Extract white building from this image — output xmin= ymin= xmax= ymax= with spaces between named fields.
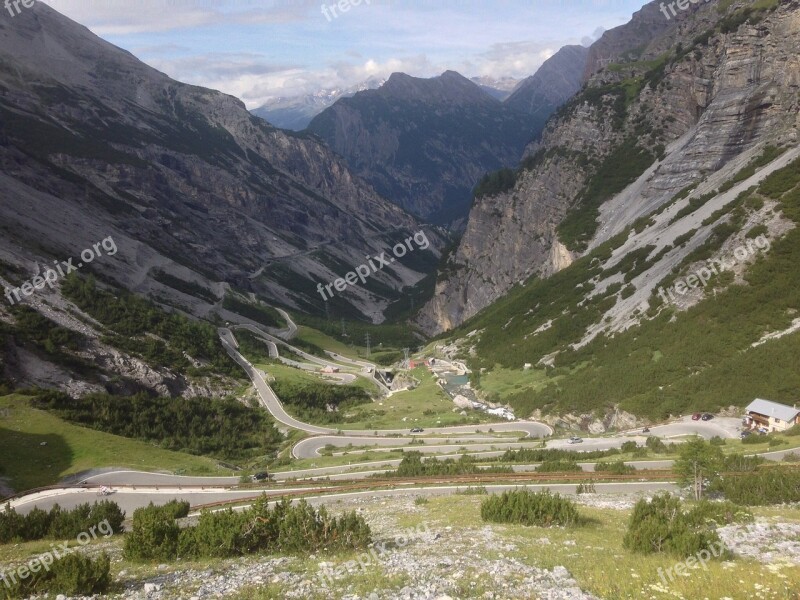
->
xmin=744 ymin=398 xmax=800 ymax=432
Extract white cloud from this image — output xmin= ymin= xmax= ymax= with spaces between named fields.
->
xmin=42 ymin=0 xmax=314 ymax=35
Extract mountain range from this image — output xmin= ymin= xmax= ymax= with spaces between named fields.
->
xmin=0 ymin=4 xmax=444 ymax=331
xmin=306 ymin=49 xmax=588 ymax=226
xmin=1 ymin=0 xmax=798 ymax=423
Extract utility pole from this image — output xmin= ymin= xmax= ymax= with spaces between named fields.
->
xmin=365 ymin=333 xmax=371 ymax=358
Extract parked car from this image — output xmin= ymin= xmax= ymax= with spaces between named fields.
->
xmin=252 ymin=472 xmax=271 ymax=482
xmin=642 ymin=427 xmax=650 ymax=433
xmin=410 ymin=427 xmax=424 ymax=433
xmin=692 ymin=413 xmax=702 ymax=421
xmin=568 ymin=436 xmax=583 ymax=444
xmin=740 ymin=431 xmax=752 ymax=438
xmin=701 ymin=413 xmax=714 ymax=421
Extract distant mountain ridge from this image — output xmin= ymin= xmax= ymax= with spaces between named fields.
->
xmin=306 ymin=50 xmax=592 ymax=227
xmin=306 ymin=71 xmax=534 ymax=225
xmin=505 ymin=45 xmax=590 ymax=117
xmin=252 ymin=77 xmax=385 ymax=131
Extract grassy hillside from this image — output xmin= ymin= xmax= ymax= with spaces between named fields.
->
xmin=0 ymin=394 xmax=229 ymax=492
xmin=448 ymin=153 xmax=800 ymax=420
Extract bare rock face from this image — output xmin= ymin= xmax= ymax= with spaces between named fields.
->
xmin=420 ymin=0 xmax=800 ymax=334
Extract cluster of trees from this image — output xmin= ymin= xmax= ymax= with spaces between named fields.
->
xmin=123 ymin=497 xmax=370 ymax=561
xmin=393 ymin=452 xmax=511 ymax=478
xmin=222 ymin=295 xmax=281 ymax=328
xmin=0 ymin=501 xmax=124 ymax=543
xmin=32 ymin=390 xmax=282 ymax=462
xmin=481 ymin=490 xmax=580 ymax=527
xmin=271 ymin=381 xmax=371 ymax=425
xmin=61 ymin=275 xmax=238 ymax=377
xmin=0 ymin=306 xmax=92 ymax=378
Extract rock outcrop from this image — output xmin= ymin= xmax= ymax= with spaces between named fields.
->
xmin=420 ymin=0 xmax=800 ymax=334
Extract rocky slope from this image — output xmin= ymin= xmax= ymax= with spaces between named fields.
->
xmin=420 ymin=0 xmax=799 ymax=333
xmin=505 ymin=45 xmax=590 ymax=118
xmin=306 ymin=71 xmax=536 ymax=226
xmin=0 ymin=3 xmax=442 ymax=326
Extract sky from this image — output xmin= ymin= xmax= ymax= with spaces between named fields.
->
xmin=42 ymin=0 xmax=650 ymax=109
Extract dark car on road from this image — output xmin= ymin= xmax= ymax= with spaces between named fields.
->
xmin=701 ymin=413 xmax=714 ymax=421
xmin=252 ymin=471 xmax=271 ymax=482
xmin=410 ymin=427 xmax=424 ymax=433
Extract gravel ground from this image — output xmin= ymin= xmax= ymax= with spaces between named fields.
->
xmin=20 ymin=496 xmax=800 ymax=600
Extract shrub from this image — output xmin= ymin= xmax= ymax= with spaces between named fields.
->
xmin=125 ymin=497 xmax=371 ymax=562
xmin=1 ymin=553 xmax=111 ymax=599
xmin=687 ymin=500 xmax=753 ymax=527
xmin=535 ymin=459 xmax=582 ymax=473
xmin=645 ymin=436 xmax=669 ymax=453
xmin=456 ymin=486 xmax=488 ymax=496
xmin=123 ymin=503 xmax=181 ymax=561
xmin=394 ymin=452 xmax=510 ymax=477
xmin=717 ymin=468 xmax=800 ymax=505
xmin=594 ymin=461 xmax=635 ymax=474
xmin=179 ymin=508 xmax=248 ymax=558
xmin=481 ymin=490 xmax=580 ymax=527
xmin=623 ymin=493 xmax=724 ymax=558
xmin=576 ymin=481 xmax=596 ymax=494
xmin=722 ymin=454 xmax=763 ymax=472
xmin=620 ymin=441 xmax=639 ymax=453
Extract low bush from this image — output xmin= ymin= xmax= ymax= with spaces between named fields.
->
xmin=393 ymin=452 xmax=511 ymax=477
xmin=1 ymin=553 xmax=111 ymax=599
xmin=535 ymin=459 xmax=582 ymax=473
xmin=717 ymin=468 xmax=800 ymax=505
xmin=623 ymin=493 xmax=726 ymax=558
xmin=645 ymin=436 xmax=670 ymax=454
xmin=123 ymin=503 xmax=181 ymax=561
xmin=481 ymin=490 xmax=580 ymax=527
xmin=124 ymin=497 xmax=371 ymax=562
xmin=687 ymin=500 xmax=753 ymax=527
xmin=594 ymin=461 xmax=635 ymax=474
